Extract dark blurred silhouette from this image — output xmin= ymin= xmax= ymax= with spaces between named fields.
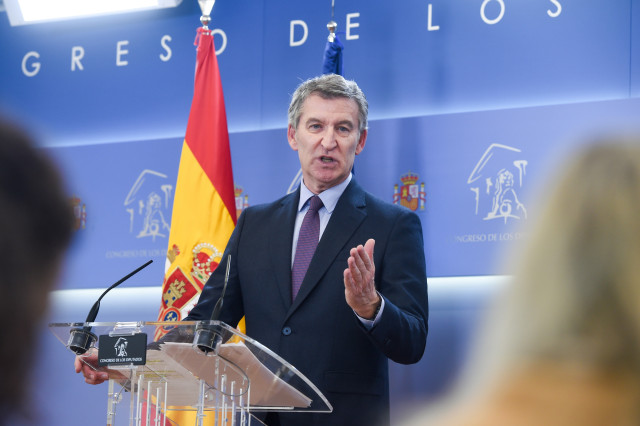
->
xmin=0 ymin=120 xmax=75 ymax=424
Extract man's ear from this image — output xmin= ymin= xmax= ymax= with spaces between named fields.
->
xmin=287 ymin=124 xmax=298 ymax=151
xmin=355 ymin=129 xmax=368 ymax=155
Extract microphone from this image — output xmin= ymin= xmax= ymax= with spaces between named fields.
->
xmin=68 ymin=260 xmax=153 ymax=355
xmin=195 ymin=255 xmax=231 ymax=353
xmin=210 ymin=254 xmax=231 ymax=321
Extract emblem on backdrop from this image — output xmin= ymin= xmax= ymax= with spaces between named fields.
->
xmin=124 ymin=169 xmax=173 ymax=241
xmin=70 ymin=195 xmax=87 ymax=231
xmin=393 ymin=172 xmax=426 ymax=211
xmin=467 ymin=143 xmax=528 ymax=224
xmin=235 ymin=184 xmax=249 ymax=219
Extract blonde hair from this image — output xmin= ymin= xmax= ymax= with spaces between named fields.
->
xmin=464 ymin=138 xmax=640 ymax=396
xmin=515 ymin=141 xmax=640 ymax=365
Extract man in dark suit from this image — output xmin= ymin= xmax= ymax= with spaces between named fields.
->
xmin=187 ymin=74 xmax=429 ymax=426
xmin=75 ymin=74 xmax=427 ymax=425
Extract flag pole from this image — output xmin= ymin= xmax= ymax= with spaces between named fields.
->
xmin=327 ymin=0 xmax=337 ymax=41
xmin=327 ymin=20 xmax=337 ymax=42
xmin=198 ymin=0 xmax=215 ymax=32
xmin=322 ymin=0 xmax=343 ymax=76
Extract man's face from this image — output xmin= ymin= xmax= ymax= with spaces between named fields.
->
xmin=287 ymin=94 xmax=367 ymax=194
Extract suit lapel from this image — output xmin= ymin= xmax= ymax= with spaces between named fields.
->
xmin=269 ymin=191 xmax=299 ymax=310
xmin=289 ymin=180 xmax=367 ymax=314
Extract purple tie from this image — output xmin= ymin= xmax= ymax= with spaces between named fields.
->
xmin=292 ymin=195 xmax=323 ymax=301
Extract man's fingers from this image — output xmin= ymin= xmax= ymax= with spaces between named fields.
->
xmin=353 ymin=246 xmax=369 ymax=272
xmin=356 ymin=240 xmax=375 ymax=274
xmin=348 ymin=254 xmax=364 ymax=284
xmin=351 ymin=245 xmax=372 ymax=276
xmin=76 ymin=353 xmax=109 ymax=385
xmin=354 ymin=241 xmax=375 ymax=273
xmin=343 ymin=268 xmax=354 ymax=289
xmin=83 ymin=367 xmax=109 ymax=384
xmin=346 ymin=242 xmax=377 ymax=293
xmin=364 ymin=239 xmax=375 ymax=263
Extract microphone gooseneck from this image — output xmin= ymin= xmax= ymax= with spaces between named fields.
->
xmin=68 ymin=260 xmax=153 ymax=355
xmin=210 ymin=254 xmax=231 ymax=321
xmin=195 ymin=255 xmax=231 ymax=354
xmin=85 ymin=259 xmax=153 ymax=323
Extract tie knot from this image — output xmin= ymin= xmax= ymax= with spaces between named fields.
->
xmin=308 ymin=195 xmax=323 ymax=213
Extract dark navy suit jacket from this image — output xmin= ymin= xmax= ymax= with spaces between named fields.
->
xmin=187 ymin=179 xmax=428 ymax=426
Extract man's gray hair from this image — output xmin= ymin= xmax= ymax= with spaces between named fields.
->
xmin=288 ymin=74 xmax=368 ymax=135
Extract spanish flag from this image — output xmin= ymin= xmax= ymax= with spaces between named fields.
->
xmin=152 ymin=26 xmax=236 ymax=426
xmin=155 ymin=27 xmax=236 ymax=339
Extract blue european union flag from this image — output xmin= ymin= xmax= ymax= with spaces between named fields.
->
xmin=322 ymin=35 xmax=344 ymax=76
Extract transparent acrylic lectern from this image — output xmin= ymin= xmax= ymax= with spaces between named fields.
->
xmin=50 ymin=321 xmax=332 ymax=425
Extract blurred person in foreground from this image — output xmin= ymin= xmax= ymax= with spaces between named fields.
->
xmin=0 ymin=120 xmax=75 ymax=424
xmin=402 ymin=139 xmax=640 ymax=426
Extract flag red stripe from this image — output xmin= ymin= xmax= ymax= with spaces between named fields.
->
xmin=185 ymin=32 xmax=236 ymax=223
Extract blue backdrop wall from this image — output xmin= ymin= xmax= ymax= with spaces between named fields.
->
xmin=2 ymin=0 xmax=639 ymax=288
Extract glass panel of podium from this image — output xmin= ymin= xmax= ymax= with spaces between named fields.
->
xmin=50 ymin=321 xmax=332 ymax=426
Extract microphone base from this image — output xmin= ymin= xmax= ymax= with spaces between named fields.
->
xmin=68 ymin=327 xmax=97 ymax=355
xmin=193 ymin=324 xmax=222 ymax=354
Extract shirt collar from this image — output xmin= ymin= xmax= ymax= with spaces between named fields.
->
xmin=298 ymin=173 xmax=352 ymax=213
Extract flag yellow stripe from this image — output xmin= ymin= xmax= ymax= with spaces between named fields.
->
xmin=167 ymin=140 xmax=235 ymax=275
